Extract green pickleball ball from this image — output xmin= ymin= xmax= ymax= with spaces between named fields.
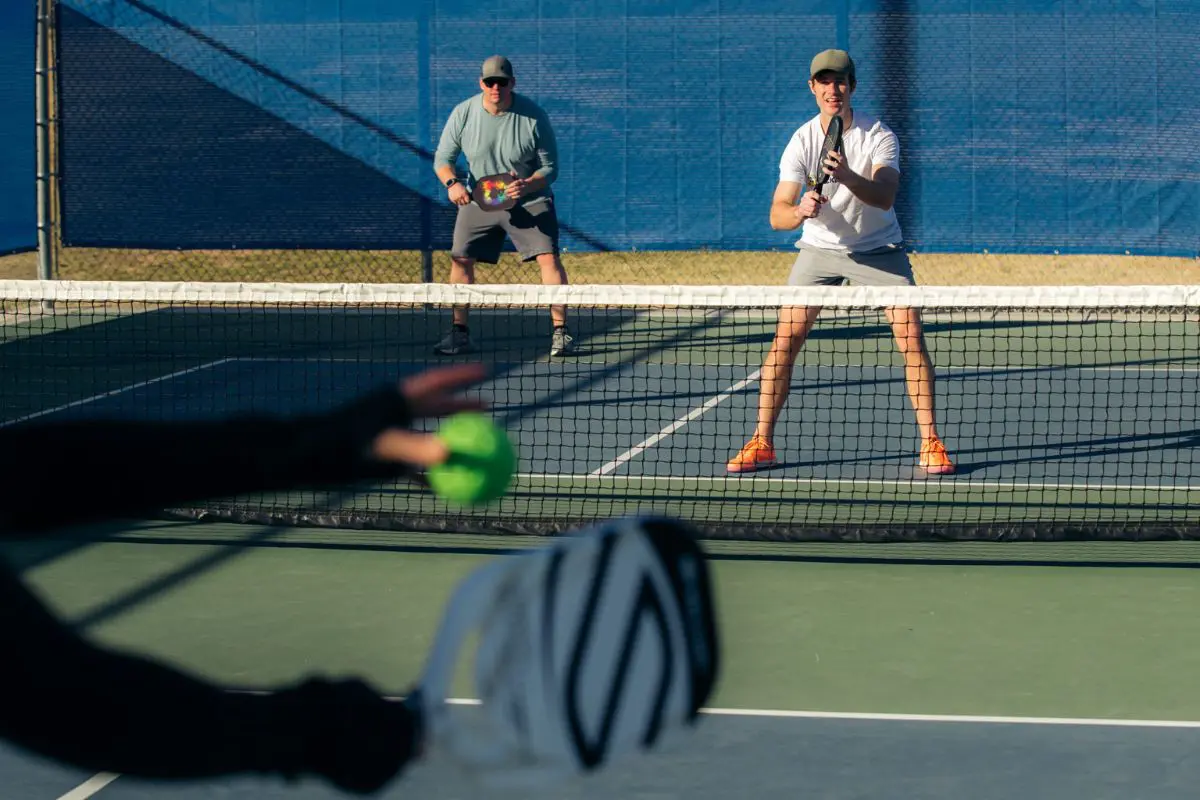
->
xmin=427 ymin=412 xmax=517 ymax=506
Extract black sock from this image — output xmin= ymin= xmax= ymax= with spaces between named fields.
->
xmin=453 ymin=324 xmax=469 ymax=333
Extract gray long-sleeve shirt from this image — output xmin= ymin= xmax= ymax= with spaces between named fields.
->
xmin=0 ymin=387 xmax=423 ymax=794
xmin=433 ymin=93 xmax=558 ymax=203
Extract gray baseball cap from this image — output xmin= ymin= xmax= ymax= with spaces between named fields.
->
xmin=481 ymin=55 xmax=514 ymax=80
xmin=809 ymin=49 xmax=855 ymax=80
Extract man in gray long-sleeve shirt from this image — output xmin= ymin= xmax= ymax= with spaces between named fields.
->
xmin=432 ymin=55 xmax=575 ymax=358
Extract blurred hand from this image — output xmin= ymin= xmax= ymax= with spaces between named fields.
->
xmin=794 ymin=190 xmax=828 ymax=221
xmin=448 ymin=183 xmax=471 ymax=206
xmin=820 ymin=150 xmax=854 ymax=185
xmin=371 ymin=363 xmax=489 ymax=467
xmin=504 ymin=172 xmax=531 ymax=201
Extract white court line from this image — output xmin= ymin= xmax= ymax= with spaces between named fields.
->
xmin=30 ymin=699 xmax=1200 ymax=800
xmin=444 ymin=697 xmax=1200 ymax=728
xmin=592 ymin=369 xmax=762 ymax=476
xmin=1 ymin=359 xmax=235 ymax=428
xmin=697 ymin=707 xmax=1200 ymax=728
xmin=56 ymin=772 xmax=120 ymax=800
xmin=970 ymin=366 xmax=1200 ymax=373
xmin=521 ymin=473 xmax=1200 ymax=493
xmin=916 ymin=365 xmax=1200 ymax=374
xmin=778 ymin=364 xmax=1200 ymax=374
xmin=227 ymin=355 xmax=1200 ymax=373
xmin=228 ymin=693 xmax=1200 ymax=729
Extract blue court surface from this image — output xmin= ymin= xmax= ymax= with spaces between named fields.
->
xmin=10 ymin=350 xmax=1198 ymax=532
xmin=6 ymin=702 xmax=1200 ymax=798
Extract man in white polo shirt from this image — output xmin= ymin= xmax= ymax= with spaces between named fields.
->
xmin=727 ymin=49 xmax=955 ymax=476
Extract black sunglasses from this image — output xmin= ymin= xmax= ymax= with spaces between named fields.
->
xmin=483 ymin=77 xmax=510 ymax=88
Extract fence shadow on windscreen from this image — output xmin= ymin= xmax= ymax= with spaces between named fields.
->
xmin=53 ymin=2 xmax=614 ymax=285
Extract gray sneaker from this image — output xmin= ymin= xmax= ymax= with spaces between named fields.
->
xmin=433 ymin=327 xmax=472 ymax=355
xmin=550 ymin=327 xmax=575 ymax=357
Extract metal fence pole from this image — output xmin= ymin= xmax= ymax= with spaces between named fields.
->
xmin=418 ymin=0 xmax=433 ymax=283
xmin=34 ymin=0 xmax=57 ymax=289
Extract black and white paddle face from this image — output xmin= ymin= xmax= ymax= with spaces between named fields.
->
xmin=407 ymin=516 xmax=719 ymax=790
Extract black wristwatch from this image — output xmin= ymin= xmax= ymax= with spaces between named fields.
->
xmin=444 ymin=177 xmax=460 ymax=188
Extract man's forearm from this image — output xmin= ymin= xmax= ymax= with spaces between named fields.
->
xmin=770 ymin=201 xmax=802 ymax=231
xmin=840 ymin=171 xmax=896 ymax=210
xmin=0 ymin=388 xmax=412 ymax=537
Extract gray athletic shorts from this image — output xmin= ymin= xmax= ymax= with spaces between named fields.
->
xmin=451 ymin=196 xmax=560 ymax=264
xmin=787 ymin=241 xmax=915 ymax=286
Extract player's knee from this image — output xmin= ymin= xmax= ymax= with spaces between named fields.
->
xmin=770 ymin=334 xmax=804 ymax=361
xmin=775 ymin=319 xmax=812 ymax=346
xmin=890 ymin=319 xmax=923 ymax=351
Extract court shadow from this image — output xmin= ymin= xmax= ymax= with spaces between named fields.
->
xmin=720 ymin=315 xmax=1068 ymax=349
xmin=0 ymin=517 xmax=286 ymax=635
xmin=766 ymin=425 xmax=1199 ymax=474
xmin=0 ymin=520 xmax=187 ymax=573
xmin=64 ymin=515 xmax=1200 ymax=571
xmin=58 ymin=4 xmax=612 ymax=253
xmin=953 ymin=428 xmax=1200 ymax=472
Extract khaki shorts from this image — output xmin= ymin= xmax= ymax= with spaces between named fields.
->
xmin=787 ymin=241 xmax=915 ymax=286
xmin=451 ymin=196 xmax=560 ymax=264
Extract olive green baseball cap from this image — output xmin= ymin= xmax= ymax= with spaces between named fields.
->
xmin=481 ymin=55 xmax=514 ymax=80
xmin=810 ymin=49 xmax=855 ymax=80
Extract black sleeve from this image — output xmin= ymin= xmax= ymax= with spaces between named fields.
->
xmin=0 ymin=386 xmax=416 ymax=537
xmin=0 ymin=563 xmax=421 ymax=794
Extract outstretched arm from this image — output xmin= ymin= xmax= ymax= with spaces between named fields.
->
xmin=0 ymin=366 xmax=491 ymax=793
xmin=0 ymin=564 xmax=419 ymax=794
xmin=0 ymin=364 xmax=487 ymax=537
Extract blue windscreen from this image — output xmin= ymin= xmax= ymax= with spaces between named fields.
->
xmin=55 ymin=0 xmax=1200 ymax=256
xmin=0 ymin=1 xmax=35 ymax=255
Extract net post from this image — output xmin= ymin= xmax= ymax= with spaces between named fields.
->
xmin=34 ymin=0 xmax=58 ymax=309
xmin=417 ymin=1 xmax=433 ymax=285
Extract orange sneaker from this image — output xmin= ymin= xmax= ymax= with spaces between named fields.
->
xmin=727 ymin=434 xmax=777 ymax=474
xmin=919 ymin=437 xmax=956 ymax=475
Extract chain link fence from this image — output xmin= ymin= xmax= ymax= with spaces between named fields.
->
xmin=23 ymin=1 xmax=1199 ymax=285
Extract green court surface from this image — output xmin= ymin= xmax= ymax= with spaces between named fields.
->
xmin=8 ymin=520 xmax=1200 ymax=721
xmin=6 ymin=520 xmax=1200 ymax=798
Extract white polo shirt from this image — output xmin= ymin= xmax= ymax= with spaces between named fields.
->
xmin=779 ymin=111 xmax=903 ymax=253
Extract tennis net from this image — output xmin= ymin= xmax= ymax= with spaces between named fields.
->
xmin=2 ymin=279 xmax=1197 ymax=542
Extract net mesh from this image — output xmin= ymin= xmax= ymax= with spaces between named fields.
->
xmin=2 ymin=279 xmax=1198 ymax=542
